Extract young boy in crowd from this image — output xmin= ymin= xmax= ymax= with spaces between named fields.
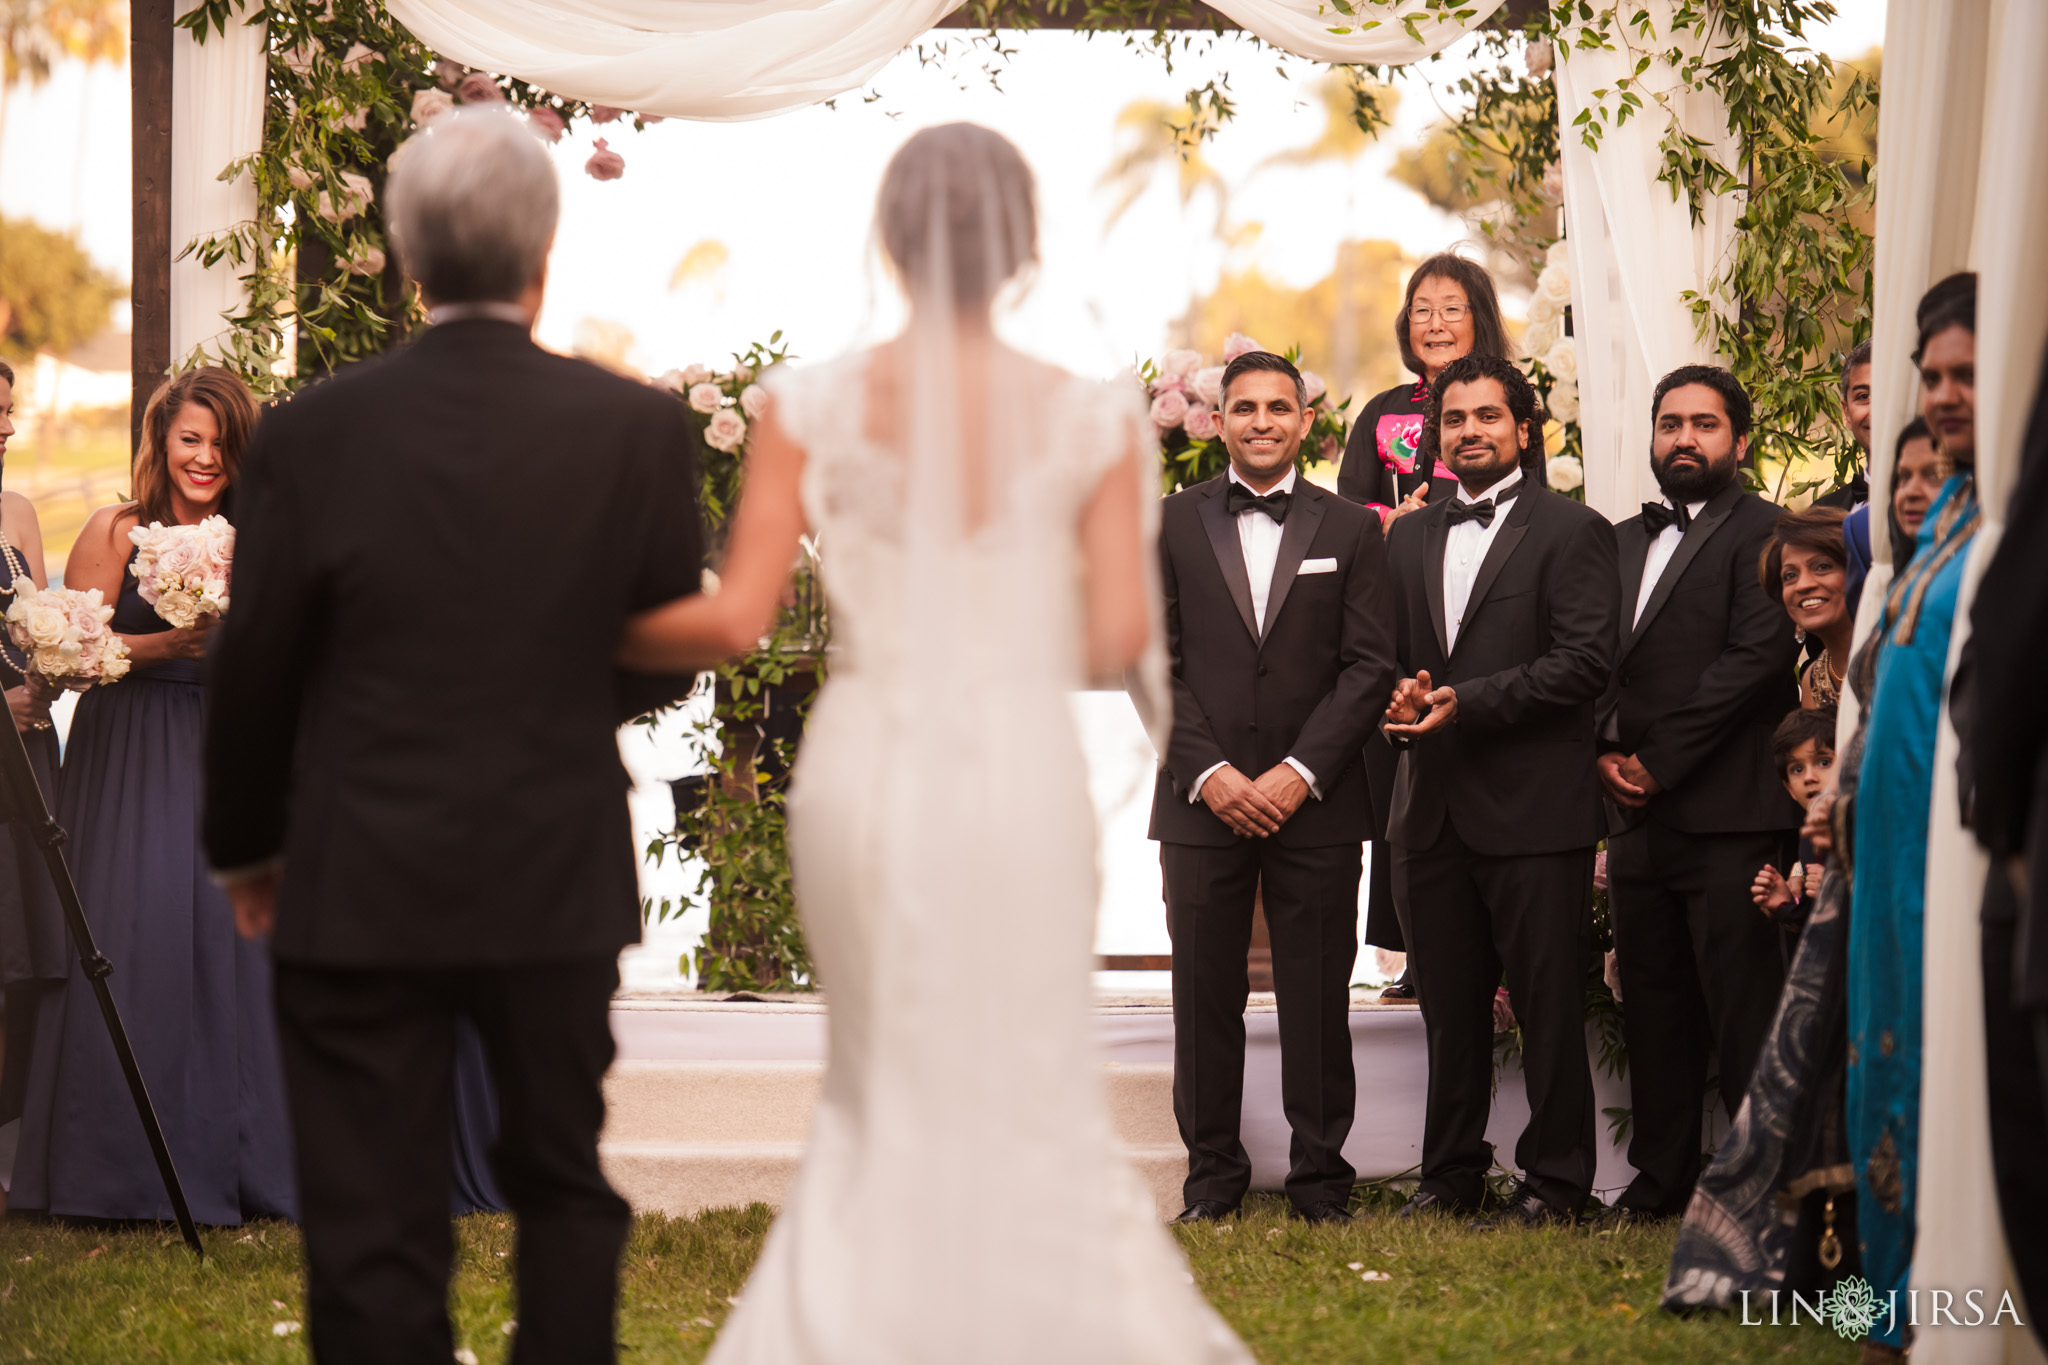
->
xmin=1751 ymin=708 xmax=1837 ymax=920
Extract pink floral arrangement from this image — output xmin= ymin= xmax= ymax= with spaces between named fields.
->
xmin=5 ymin=582 xmax=131 ymax=689
xmin=659 ymin=360 xmax=760 ymax=454
xmin=1141 ymin=336 xmax=1349 ymax=491
xmin=129 ymin=516 xmax=234 ymax=630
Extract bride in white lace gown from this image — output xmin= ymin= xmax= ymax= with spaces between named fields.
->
xmin=618 ymin=125 xmax=1250 ymax=1364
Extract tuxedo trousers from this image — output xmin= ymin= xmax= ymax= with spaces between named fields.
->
xmin=274 ymin=957 xmax=630 ymax=1365
xmin=1392 ymin=826 xmax=1596 ymax=1213
xmin=1607 ymin=823 xmax=1790 ymax=1214
xmin=1162 ymin=838 xmax=1361 ymax=1210
xmin=1982 ymin=869 xmax=2048 ymax=1341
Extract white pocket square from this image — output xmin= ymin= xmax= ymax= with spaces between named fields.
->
xmin=1298 ymin=557 xmax=1339 ymax=575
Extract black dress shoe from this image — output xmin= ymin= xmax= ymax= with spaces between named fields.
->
xmin=1471 ymin=1184 xmax=1578 ymax=1231
xmin=1377 ymin=979 xmax=1418 ymax=1003
xmin=1396 ymin=1189 xmax=1452 ymax=1219
xmin=1171 ymin=1199 xmax=1238 ymax=1224
xmin=1294 ymin=1200 xmax=1353 ymax=1226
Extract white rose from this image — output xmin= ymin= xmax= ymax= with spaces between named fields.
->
xmin=705 ymin=409 xmax=748 ymax=453
xmin=410 ymin=89 xmax=454 ymax=126
xmin=1548 ymin=379 xmax=1580 ymax=424
xmin=21 ymin=600 xmax=67 ymax=648
xmin=1545 ymin=454 xmax=1584 ymax=491
xmin=740 ymin=386 xmax=769 ymax=419
xmin=1543 ymin=338 xmax=1578 ymax=383
xmin=1523 ymin=316 xmax=1561 ymax=360
xmin=1525 ymin=290 xmax=1560 ymax=327
xmin=681 ymin=364 xmax=714 ymax=387
xmin=688 ymin=383 xmax=724 ymax=415
xmin=1537 ymin=262 xmax=1572 ymax=306
xmin=1160 ymin=349 xmax=1203 ymax=379
xmin=1546 ymin=239 xmax=1570 ymax=271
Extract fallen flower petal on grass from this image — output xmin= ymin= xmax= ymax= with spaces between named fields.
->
xmin=1360 ymin=1271 xmax=1393 ymax=1282
xmin=272 ymin=1321 xmax=301 ymax=1336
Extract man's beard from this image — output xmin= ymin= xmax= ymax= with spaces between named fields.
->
xmin=1449 ymin=437 xmax=1518 ymax=483
xmin=1653 ymin=444 xmax=1737 ymax=502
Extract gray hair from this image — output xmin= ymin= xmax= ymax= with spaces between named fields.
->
xmin=385 ymin=105 xmax=559 ymax=304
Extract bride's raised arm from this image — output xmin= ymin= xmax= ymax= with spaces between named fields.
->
xmin=1079 ymin=435 xmax=1151 ymax=680
xmin=617 ymin=400 xmax=808 ymax=674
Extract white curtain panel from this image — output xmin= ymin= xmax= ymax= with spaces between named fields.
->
xmin=171 ymin=2 xmax=267 ymax=363
xmin=379 ymin=0 xmax=1501 ymax=121
xmin=1553 ymin=0 xmax=1741 ymax=522
xmin=1911 ymin=0 xmax=2048 ymax=1356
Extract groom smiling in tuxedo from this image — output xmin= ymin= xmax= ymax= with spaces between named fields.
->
xmin=1151 ymin=350 xmax=1397 ymax=1226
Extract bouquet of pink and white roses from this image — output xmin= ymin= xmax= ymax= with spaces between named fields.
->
xmin=1143 ymin=333 xmax=1350 ymax=493
xmin=5 ymin=582 xmax=131 ymax=689
xmin=129 ymin=516 xmax=234 ymax=630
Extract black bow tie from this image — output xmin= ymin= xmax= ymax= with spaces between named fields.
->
xmin=1641 ymin=501 xmax=1692 ymax=535
xmin=1225 ymin=483 xmax=1292 ymax=523
xmin=1444 ymin=481 xmax=1520 ymax=528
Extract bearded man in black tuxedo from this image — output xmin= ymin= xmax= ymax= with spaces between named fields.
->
xmin=1151 ymin=349 xmax=1397 ymax=1226
xmin=1597 ymin=365 xmax=1801 ymax=1222
xmin=1379 ymin=354 xmax=1618 ymax=1226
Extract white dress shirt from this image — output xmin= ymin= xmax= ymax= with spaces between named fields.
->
xmin=1443 ymin=469 xmax=1522 ymax=653
xmin=1632 ymin=497 xmax=1709 ymax=627
xmin=1190 ymin=467 xmax=1320 ymax=805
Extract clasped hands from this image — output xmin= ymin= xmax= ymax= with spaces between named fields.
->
xmin=1595 ymin=752 xmax=1663 ymax=808
xmin=1383 ymin=669 xmax=1457 ymax=737
xmin=1200 ymin=763 xmax=1309 ymax=839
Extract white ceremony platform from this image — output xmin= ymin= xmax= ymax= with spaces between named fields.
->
xmin=599 ymin=993 xmax=1647 ymax=1219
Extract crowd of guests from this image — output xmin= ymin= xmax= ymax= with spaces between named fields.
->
xmin=0 ymin=238 xmax=2040 ymax=1362
xmin=1156 ymin=255 xmax=2043 ymax=1358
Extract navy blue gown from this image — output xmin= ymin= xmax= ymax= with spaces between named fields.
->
xmin=13 ymin=548 xmax=298 ymax=1223
xmin=0 ymin=580 xmax=66 ymax=1130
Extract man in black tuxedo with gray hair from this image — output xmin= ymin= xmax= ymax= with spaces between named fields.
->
xmin=1150 ymin=349 xmax=1397 ymax=1227
xmin=205 ymin=106 xmax=701 ymax=1364
xmin=1380 ymin=353 xmax=1618 ymax=1226
xmin=1598 ymin=364 xmax=1800 ymax=1223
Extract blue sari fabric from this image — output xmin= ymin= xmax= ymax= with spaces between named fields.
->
xmin=1845 ymin=473 xmax=1979 ymax=1347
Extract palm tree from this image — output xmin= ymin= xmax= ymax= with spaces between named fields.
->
xmin=1251 ymin=71 xmax=1398 ymax=404
xmin=1097 ymin=98 xmax=1231 ymax=239
xmin=0 ymin=0 xmax=126 ymax=177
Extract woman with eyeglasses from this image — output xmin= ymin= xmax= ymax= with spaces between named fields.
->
xmin=1335 ymin=252 xmax=1518 ymax=1001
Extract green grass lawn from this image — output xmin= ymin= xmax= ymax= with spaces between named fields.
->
xmin=0 ymin=1197 xmax=1860 ymax=1363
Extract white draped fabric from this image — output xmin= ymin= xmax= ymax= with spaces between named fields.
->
xmin=379 ymin=0 xmax=1504 ymax=121
xmin=1553 ymin=2 xmax=1741 ymax=520
xmin=171 ymin=3 xmax=267 ymax=363
xmin=1900 ymin=0 xmax=2048 ymax=1357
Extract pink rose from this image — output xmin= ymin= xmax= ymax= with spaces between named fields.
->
xmin=344 ymin=245 xmax=386 ymax=277
xmin=434 ymin=59 xmax=466 ymax=91
xmin=585 ymin=138 xmax=625 ymax=182
xmin=1301 ymin=370 xmax=1328 ymax=405
xmin=1149 ymin=391 xmax=1189 ymax=431
xmin=1150 ymin=373 xmax=1186 ymax=397
xmin=341 ymin=43 xmax=376 ymax=69
xmin=1193 ymin=366 xmax=1226 ymax=408
xmin=1160 ymin=348 xmax=1203 ymax=379
xmin=1184 ymin=403 xmax=1218 ymax=440
xmin=705 ymin=408 xmax=748 ymax=453
xmin=527 ymin=107 xmax=566 ymax=143
xmin=589 ymin=105 xmax=625 ymax=124
xmin=456 ymin=72 xmax=503 ymax=104
xmin=740 ymin=386 xmax=769 ymax=419
xmin=340 ymin=108 xmax=368 ymax=132
xmin=1222 ymin=333 xmax=1265 ymax=363
xmin=687 ymin=383 xmax=723 ymax=414
xmin=1319 ymin=435 xmax=1341 ymax=463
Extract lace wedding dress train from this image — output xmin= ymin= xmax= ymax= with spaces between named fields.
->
xmin=704 ymin=352 xmax=1249 ymax=1365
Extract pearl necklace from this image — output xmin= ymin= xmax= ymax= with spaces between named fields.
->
xmin=0 ymin=528 xmax=36 ymax=678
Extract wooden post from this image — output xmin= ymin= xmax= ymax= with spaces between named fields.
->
xmin=131 ymin=0 xmax=175 ymax=456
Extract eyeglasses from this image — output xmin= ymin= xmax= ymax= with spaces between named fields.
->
xmin=1408 ymin=305 xmax=1470 ymax=325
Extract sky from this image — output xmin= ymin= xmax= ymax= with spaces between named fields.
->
xmin=0 ymin=1 xmax=1888 ymax=385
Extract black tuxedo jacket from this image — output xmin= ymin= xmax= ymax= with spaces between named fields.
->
xmin=1382 ymin=482 xmax=1619 ymax=856
xmin=1598 ymin=482 xmax=1801 ymax=835
xmin=1148 ymin=475 xmax=1397 ymax=848
xmin=203 ymin=319 xmax=703 ymax=967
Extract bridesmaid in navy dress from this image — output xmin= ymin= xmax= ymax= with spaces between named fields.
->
xmin=0 ymin=358 xmax=67 ymax=1157
xmin=12 ymin=367 xmax=297 ymax=1223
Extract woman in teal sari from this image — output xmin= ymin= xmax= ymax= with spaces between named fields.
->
xmin=1847 ymin=282 xmax=1980 ymax=1359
